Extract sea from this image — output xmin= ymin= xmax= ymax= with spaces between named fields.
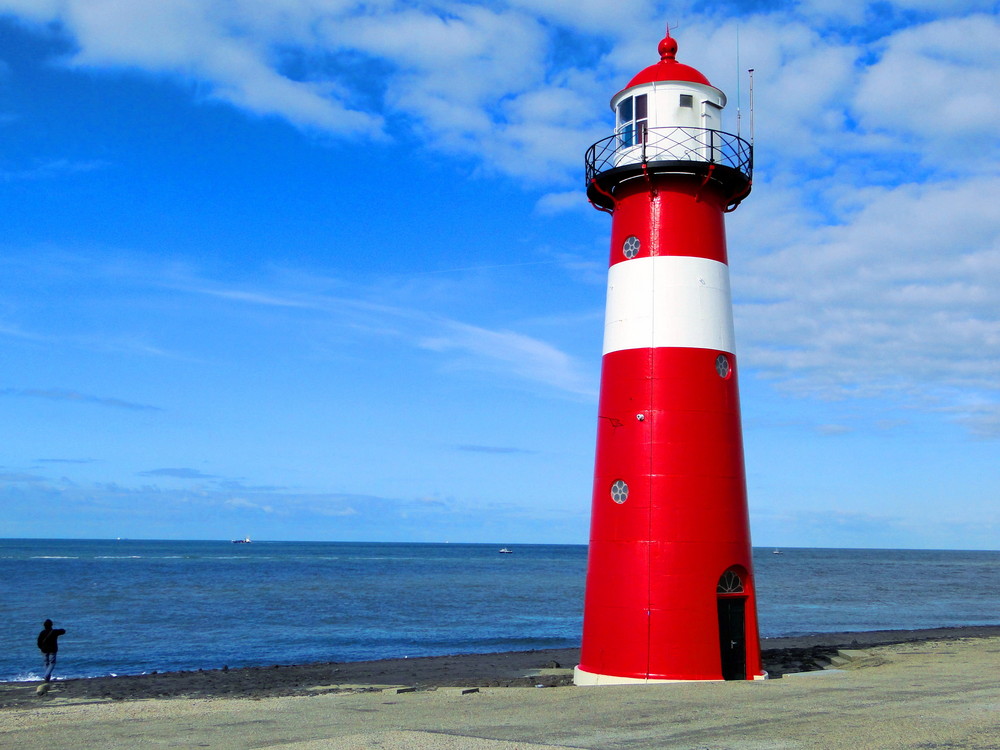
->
xmin=1 ymin=539 xmax=998 ymax=682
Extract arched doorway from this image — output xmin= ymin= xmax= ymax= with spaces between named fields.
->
xmin=716 ymin=568 xmax=747 ymax=680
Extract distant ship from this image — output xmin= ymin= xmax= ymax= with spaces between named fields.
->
xmin=498 ymin=547 xmax=513 ymax=554
xmin=232 ymin=537 xmax=252 ymax=544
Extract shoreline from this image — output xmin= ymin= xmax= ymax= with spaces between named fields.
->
xmin=3 ymin=624 xmax=998 ymax=709
xmin=4 ymin=631 xmax=999 ymax=750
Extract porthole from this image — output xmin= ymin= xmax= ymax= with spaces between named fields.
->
xmin=622 ymin=236 xmax=640 ymax=259
xmin=715 ymin=353 xmax=731 ymax=379
xmin=610 ymin=480 xmax=629 ymax=504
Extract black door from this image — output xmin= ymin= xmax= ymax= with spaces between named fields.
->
xmin=717 ymin=597 xmax=746 ymax=680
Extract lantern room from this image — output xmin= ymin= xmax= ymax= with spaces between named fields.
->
xmin=612 ymin=34 xmax=726 ymax=148
xmin=585 ymin=33 xmax=752 ymax=213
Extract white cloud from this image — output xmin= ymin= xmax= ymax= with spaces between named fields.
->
xmin=224 ymin=496 xmax=276 ymax=513
xmin=534 ymin=190 xmax=585 ymax=215
xmin=0 ymin=0 xmax=62 ymax=22
xmin=506 ymin=0 xmax=655 ymax=35
xmin=793 ymin=0 xmax=997 ymax=25
xmin=947 ymin=401 xmax=1000 ymax=439
xmin=14 ymin=0 xmax=381 ymax=134
xmin=854 ymin=14 xmax=1000 ymax=164
xmin=0 ymin=387 xmax=162 ymax=411
xmin=2 ymin=1 xmax=996 ymax=183
xmin=0 ymin=321 xmax=46 ymax=341
xmin=887 ymin=0 xmax=998 ymax=11
xmin=166 ymin=263 xmax=596 ymax=398
xmin=0 ymin=158 xmax=108 ymax=180
xmin=419 ymin=319 xmax=595 ymax=397
xmin=3 ymin=1 xmax=998 ymax=435
xmin=793 ymin=0 xmax=870 ymax=24
xmin=2 ymin=1 xmax=611 ymax=180
xmin=733 ymin=173 xmax=1000 ymax=426
xmin=816 ymin=424 xmax=853 ymax=435
xmin=0 ymin=471 xmax=47 ymax=483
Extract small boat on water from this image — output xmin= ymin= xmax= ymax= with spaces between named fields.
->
xmin=772 ymin=549 xmax=782 ymax=555
xmin=232 ymin=537 xmax=252 ymax=544
xmin=498 ymin=548 xmax=513 ymax=554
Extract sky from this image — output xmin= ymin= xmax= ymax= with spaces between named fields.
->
xmin=1 ymin=0 xmax=997 ymax=549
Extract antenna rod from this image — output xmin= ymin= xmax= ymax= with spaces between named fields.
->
xmin=748 ymin=68 xmax=755 ymax=148
xmin=736 ymin=26 xmax=742 ymax=138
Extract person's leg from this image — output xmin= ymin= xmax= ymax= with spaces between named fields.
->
xmin=43 ymin=653 xmax=56 ymax=681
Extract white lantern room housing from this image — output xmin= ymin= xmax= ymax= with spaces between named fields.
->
xmin=612 ymin=78 xmax=725 ymax=165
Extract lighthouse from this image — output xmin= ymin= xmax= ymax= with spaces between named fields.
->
xmin=575 ymin=31 xmax=764 ymax=684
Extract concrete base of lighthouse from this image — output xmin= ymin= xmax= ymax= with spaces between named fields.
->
xmin=573 ymin=665 xmax=769 ymax=685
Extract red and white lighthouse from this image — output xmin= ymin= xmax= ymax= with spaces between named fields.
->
xmin=576 ymin=31 xmax=764 ymax=684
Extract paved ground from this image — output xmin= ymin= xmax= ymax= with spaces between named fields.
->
xmin=2 ymin=636 xmax=999 ymax=749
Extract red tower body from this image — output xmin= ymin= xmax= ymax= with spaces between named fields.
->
xmin=576 ymin=33 xmax=764 ymax=684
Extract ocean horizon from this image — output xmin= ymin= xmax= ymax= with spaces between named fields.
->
xmin=3 ymin=539 xmax=998 ymax=682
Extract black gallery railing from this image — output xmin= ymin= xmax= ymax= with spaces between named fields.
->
xmin=585 ymin=126 xmax=753 ymax=186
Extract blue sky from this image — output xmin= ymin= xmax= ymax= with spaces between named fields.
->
xmin=1 ymin=0 xmax=997 ymax=549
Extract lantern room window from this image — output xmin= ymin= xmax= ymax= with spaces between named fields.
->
xmin=617 ymin=93 xmax=648 ymax=148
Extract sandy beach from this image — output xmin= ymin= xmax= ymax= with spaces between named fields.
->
xmin=2 ymin=626 xmax=998 ymax=749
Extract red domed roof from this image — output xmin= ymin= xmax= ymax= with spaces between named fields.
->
xmin=624 ymin=33 xmax=712 ymax=88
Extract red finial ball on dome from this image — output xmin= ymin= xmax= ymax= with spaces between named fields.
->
xmin=658 ymin=33 xmax=678 ymax=61
xmin=623 ymin=30 xmax=711 ymax=88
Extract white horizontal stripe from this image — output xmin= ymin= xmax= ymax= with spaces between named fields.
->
xmin=603 ymin=256 xmax=736 ymax=355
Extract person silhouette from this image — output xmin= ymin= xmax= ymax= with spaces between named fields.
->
xmin=37 ymin=619 xmax=66 ymax=682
